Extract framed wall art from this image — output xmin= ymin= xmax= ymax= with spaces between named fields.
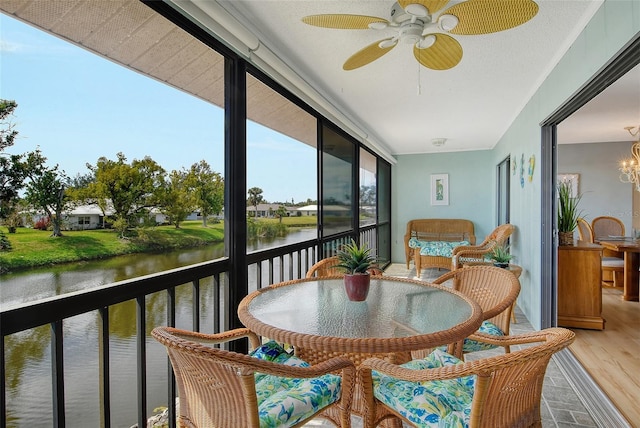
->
xmin=557 ymin=173 xmax=579 ymax=197
xmin=430 ymin=173 xmax=449 ymax=206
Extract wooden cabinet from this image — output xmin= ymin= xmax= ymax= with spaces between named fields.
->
xmin=558 ymin=242 xmax=605 ymax=330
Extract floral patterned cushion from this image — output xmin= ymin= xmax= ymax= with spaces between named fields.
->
xmin=250 ymin=341 xmax=309 ymax=383
xmin=462 ymin=321 xmax=504 ymax=353
xmin=408 ymin=238 xmax=470 ymax=257
xmin=250 ymin=341 xmax=341 ymax=427
xmin=372 ymin=349 xmax=475 ymax=427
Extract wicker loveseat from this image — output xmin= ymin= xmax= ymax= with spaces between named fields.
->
xmin=404 ymin=219 xmax=475 ymax=274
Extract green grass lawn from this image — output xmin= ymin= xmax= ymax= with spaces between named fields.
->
xmin=0 ymin=217 xmax=318 ymax=273
xmin=258 ymin=215 xmax=317 ymax=228
xmin=0 ymin=221 xmax=225 ymax=272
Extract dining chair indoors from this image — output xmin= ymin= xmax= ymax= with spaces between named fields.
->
xmin=576 ymin=217 xmax=593 ymax=243
xmin=591 ymin=215 xmax=625 ymax=240
xmin=451 ymin=224 xmax=515 ymax=269
xmin=578 ymin=217 xmax=624 ymax=288
xmin=358 ymin=328 xmax=575 ymax=428
xmin=151 ymin=326 xmax=355 ymax=428
xmin=432 ymin=265 xmax=520 ymax=356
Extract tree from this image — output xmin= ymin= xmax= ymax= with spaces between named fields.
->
xmin=247 ymin=187 xmax=264 ymax=218
xmin=85 ymin=152 xmax=165 ymax=234
xmin=159 ymin=169 xmax=196 ymax=228
xmin=359 ymin=184 xmax=376 ymax=206
xmin=0 ymin=99 xmax=18 ymax=152
xmin=275 ymin=205 xmax=288 ymax=223
xmin=22 ymin=149 xmax=70 ymax=237
xmin=187 ymin=160 xmax=224 ymax=227
xmin=0 ymin=99 xmax=25 ymax=228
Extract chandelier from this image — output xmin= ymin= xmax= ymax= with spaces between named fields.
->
xmin=619 ymin=125 xmax=640 ymax=191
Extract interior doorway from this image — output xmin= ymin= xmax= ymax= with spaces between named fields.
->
xmin=540 ymin=34 xmax=640 ymax=426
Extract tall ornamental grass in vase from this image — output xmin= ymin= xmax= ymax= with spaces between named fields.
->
xmin=336 ymin=239 xmax=377 ymax=301
xmin=557 ymin=181 xmax=582 ymax=246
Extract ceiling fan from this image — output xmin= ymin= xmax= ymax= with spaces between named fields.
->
xmin=302 ymin=0 xmax=539 ymax=71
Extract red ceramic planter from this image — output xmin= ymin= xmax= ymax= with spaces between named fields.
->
xmin=343 ymin=273 xmax=371 ymax=301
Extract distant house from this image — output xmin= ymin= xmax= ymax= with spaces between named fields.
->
xmin=246 ymin=203 xmax=295 ymax=218
xmin=64 ymin=204 xmax=114 ymax=230
xmin=296 ymin=204 xmax=349 ymax=217
xmin=25 ymin=202 xmax=221 ymax=230
xmin=296 ymin=204 xmax=317 ymax=216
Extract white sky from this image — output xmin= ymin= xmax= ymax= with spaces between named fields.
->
xmin=0 ymin=14 xmax=317 ymax=204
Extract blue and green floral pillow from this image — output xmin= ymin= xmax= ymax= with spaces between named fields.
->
xmin=249 ymin=341 xmax=342 ymax=427
xmin=372 ymin=348 xmax=476 ymax=427
xmin=408 ymin=238 xmax=470 ymax=257
xmin=462 ymin=320 xmax=504 ymax=353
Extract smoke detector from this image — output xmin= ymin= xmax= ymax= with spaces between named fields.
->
xmin=432 ymin=138 xmax=447 ymax=147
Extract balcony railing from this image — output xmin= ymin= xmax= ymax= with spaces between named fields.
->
xmin=1 ymin=228 xmax=380 ymax=428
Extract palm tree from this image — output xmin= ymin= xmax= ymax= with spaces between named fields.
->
xmin=247 ymin=187 xmax=263 ymax=218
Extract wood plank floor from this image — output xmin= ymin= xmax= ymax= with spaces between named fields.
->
xmin=568 ymin=287 xmax=640 ymax=426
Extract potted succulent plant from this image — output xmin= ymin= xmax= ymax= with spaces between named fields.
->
xmin=335 ymin=239 xmax=378 ymax=301
xmin=557 ymin=180 xmax=583 ymax=246
xmin=489 ymin=243 xmax=512 ymax=268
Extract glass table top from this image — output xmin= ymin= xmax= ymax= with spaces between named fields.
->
xmin=242 ymin=277 xmax=476 ymax=340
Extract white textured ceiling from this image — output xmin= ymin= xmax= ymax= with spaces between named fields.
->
xmin=215 ymin=0 xmax=638 ymax=154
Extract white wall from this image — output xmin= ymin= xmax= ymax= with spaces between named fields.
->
xmin=392 ymin=150 xmax=494 ymax=263
xmin=559 ymin=141 xmax=634 ymax=233
xmin=491 ymin=0 xmax=640 ymax=328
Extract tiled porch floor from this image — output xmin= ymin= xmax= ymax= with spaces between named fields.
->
xmin=304 ymin=264 xmax=600 ymax=427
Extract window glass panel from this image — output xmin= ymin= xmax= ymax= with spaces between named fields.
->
xmin=378 ymin=160 xmax=391 ymax=224
xmin=377 ymin=160 xmax=391 ymax=264
xmin=322 ymin=126 xmax=355 ymax=237
xmin=359 ymin=149 xmax=377 ymax=227
xmin=246 ymin=74 xmax=318 ymax=250
xmin=497 ymin=157 xmax=511 ymax=225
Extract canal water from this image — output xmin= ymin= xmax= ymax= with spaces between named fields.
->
xmin=1 ymin=228 xmax=317 ymax=427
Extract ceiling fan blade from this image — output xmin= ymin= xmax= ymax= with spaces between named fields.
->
xmin=444 ymin=0 xmax=539 ymax=35
xmin=343 ymin=39 xmax=397 ymax=70
xmin=413 ymin=34 xmax=462 ymax=70
xmin=302 ymin=14 xmax=388 ymax=29
xmin=398 ymin=0 xmax=450 ymax=15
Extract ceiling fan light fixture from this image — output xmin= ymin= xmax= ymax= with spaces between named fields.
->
xmin=438 ymin=14 xmax=459 ymax=32
xmin=416 ymin=34 xmax=436 ymax=49
xmin=404 ymin=3 xmax=428 ymax=17
xmin=399 ymin=22 xmax=424 ymax=44
xmin=378 ymin=38 xmax=398 ymax=49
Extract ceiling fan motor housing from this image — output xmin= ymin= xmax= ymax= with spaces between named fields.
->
xmin=390 ymin=2 xmax=411 ymax=24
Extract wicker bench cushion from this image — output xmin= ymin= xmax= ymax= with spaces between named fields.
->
xmin=250 ymin=341 xmax=342 ymax=427
xmin=372 ymin=349 xmax=475 ymax=427
xmin=408 ymin=238 xmax=470 ymax=257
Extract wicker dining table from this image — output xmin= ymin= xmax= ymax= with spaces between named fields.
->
xmin=238 ymin=276 xmax=483 ymax=424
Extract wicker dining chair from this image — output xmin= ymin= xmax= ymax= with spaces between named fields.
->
xmin=592 ymin=216 xmax=626 ymax=257
xmin=591 ymin=215 xmax=625 ymax=240
xmin=151 ymin=326 xmax=355 ymax=428
xmin=306 ymin=256 xmax=384 ymax=278
xmin=432 ymin=265 xmax=520 ymax=356
xmin=358 ymin=327 xmax=575 ymax=428
xmin=578 ymin=217 xmax=624 ymax=288
xmin=451 ymin=224 xmax=515 ymax=269
xmin=576 ymin=217 xmax=593 ymax=243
